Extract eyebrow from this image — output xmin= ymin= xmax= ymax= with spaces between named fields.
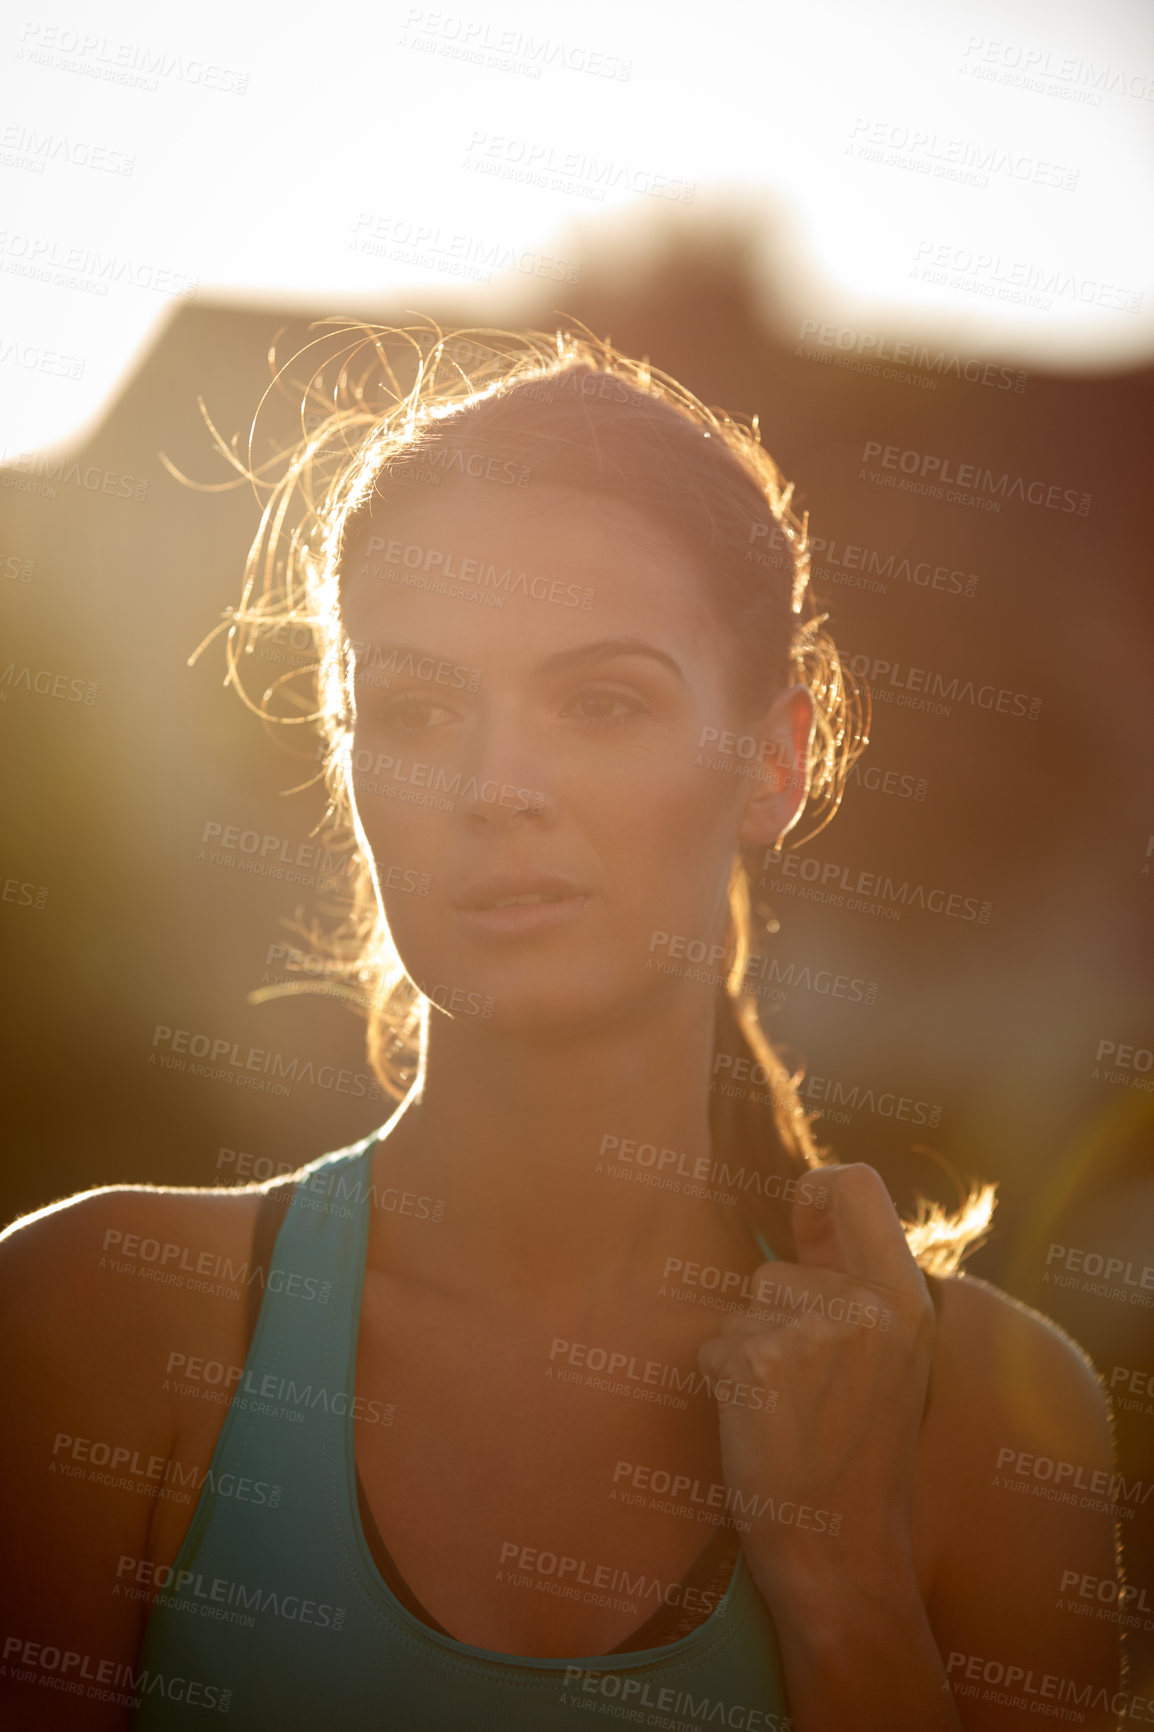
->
xmin=537 ymin=637 xmax=687 ymax=684
xmin=363 ymin=638 xmax=688 ymax=685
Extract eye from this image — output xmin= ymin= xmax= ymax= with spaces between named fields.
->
xmin=563 ymin=687 xmax=647 ymax=728
xmin=373 ymin=693 xmax=458 ymax=735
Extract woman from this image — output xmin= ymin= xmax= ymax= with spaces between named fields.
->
xmin=0 ymin=325 xmax=1125 ymax=1729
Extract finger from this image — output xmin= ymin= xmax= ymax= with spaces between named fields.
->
xmin=721 ymin=1261 xmax=838 ymax=1327
xmin=697 ymin=1333 xmax=748 ymax=1382
xmin=721 ymin=1262 xmax=894 ymax=1335
xmin=791 ymin=1163 xmax=921 ymax=1290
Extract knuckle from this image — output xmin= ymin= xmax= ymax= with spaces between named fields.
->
xmin=733 ymin=1334 xmax=777 ymax=1383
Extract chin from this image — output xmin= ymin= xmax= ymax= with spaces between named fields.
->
xmin=414 ymin=957 xmax=648 ymax=1044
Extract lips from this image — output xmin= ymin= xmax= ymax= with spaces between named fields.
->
xmin=451 ymin=873 xmax=589 ymax=938
xmin=454 ymin=873 xmax=584 ymax=913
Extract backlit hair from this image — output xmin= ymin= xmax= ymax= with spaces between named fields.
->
xmin=187 ymin=318 xmax=996 ymax=1276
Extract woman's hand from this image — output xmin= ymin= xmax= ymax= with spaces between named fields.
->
xmin=697 ymin=1162 xmax=937 ymax=1605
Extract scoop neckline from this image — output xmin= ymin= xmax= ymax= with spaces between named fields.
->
xmin=337 ymin=1134 xmax=751 ymax=1671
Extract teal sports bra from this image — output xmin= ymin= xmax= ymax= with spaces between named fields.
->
xmin=132 ymin=1131 xmax=792 ymax=1729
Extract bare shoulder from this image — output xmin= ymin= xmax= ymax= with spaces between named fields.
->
xmin=0 ymin=1170 xmax=308 ymax=1291
xmin=916 ymin=1272 xmax=1123 ymax=1724
xmin=925 ymin=1269 xmax=1112 ymax=1455
xmin=0 ymin=1179 xmax=272 ymax=1347
xmin=0 ymin=1173 xmax=307 ymax=1479
xmin=0 ymin=1175 xmax=302 ymax=1727
xmin=1 ymin=1179 xmax=285 ymax=1459
xmin=0 ymin=1172 xmax=276 ymax=1254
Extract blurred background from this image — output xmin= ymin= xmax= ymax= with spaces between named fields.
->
xmin=2 ymin=0 xmax=1152 ymax=1693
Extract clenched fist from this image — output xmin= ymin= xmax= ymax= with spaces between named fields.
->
xmin=697 ymin=1163 xmax=937 ymax=1601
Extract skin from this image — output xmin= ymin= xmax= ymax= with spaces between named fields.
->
xmin=0 ymin=476 xmax=1124 ymax=1729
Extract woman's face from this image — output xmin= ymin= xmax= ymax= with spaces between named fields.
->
xmin=340 ymin=478 xmax=804 ymax=1036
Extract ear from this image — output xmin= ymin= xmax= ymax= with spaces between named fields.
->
xmin=737 ymin=684 xmax=815 ymax=848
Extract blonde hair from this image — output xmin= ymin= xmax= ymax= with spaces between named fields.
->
xmin=186 ymin=317 xmax=996 ymax=1276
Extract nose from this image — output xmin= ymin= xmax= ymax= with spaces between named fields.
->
xmin=456 ymin=711 xmax=558 ymax=830
xmin=459 ymin=777 xmax=557 ymax=830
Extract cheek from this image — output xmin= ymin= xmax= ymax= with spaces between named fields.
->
xmin=351 ymin=776 xmax=448 ymax=898
xmin=588 ymin=759 xmax=745 ymax=930
xmin=606 ymin=752 xmax=744 ymax=853
xmin=368 ymin=853 xmax=455 ymax=992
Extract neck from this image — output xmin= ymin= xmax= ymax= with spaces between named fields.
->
xmin=373 ymin=990 xmax=760 ymax=1301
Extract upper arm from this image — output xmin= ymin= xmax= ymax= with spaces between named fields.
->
xmin=923 ymin=1273 xmax=1128 ymax=1730
xmin=0 ymin=1184 xmax=252 ymax=1729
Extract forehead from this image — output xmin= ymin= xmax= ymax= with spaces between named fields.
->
xmin=339 ymin=480 xmax=723 ymax=671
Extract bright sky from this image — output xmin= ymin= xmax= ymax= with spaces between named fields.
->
xmin=1 ymin=0 xmax=1151 ymax=456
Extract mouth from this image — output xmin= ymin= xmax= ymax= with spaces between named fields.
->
xmin=452 ymin=875 xmax=589 ymax=936
xmin=455 ymin=875 xmax=584 ymax=913
xmin=479 ymin=891 xmax=569 ymax=911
